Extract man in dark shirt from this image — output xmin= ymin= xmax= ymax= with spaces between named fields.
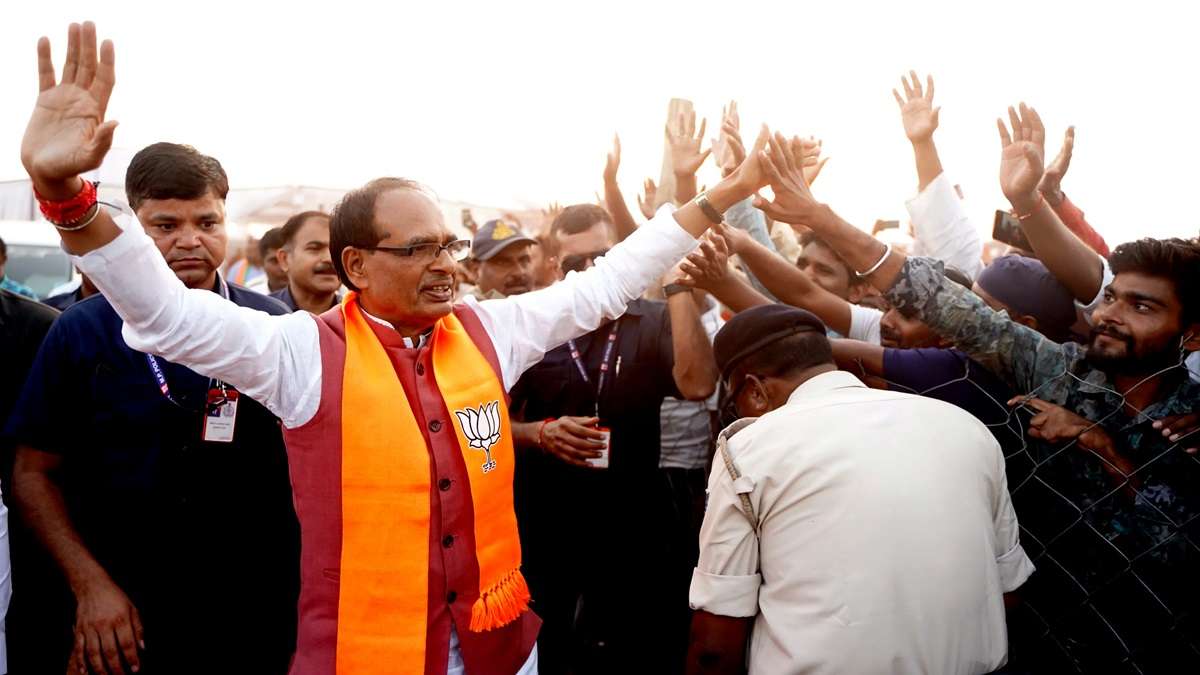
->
xmin=42 ymin=272 xmax=98 ymax=311
xmin=0 ymin=289 xmax=59 ymax=672
xmin=6 ymin=143 xmax=298 ymax=675
xmin=509 ymin=204 xmax=718 ymax=675
xmin=270 ymin=211 xmax=341 ymax=313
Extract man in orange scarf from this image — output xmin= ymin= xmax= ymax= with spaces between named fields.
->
xmin=20 ymin=21 xmax=775 ymax=674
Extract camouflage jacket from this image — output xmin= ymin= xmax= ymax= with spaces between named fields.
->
xmin=886 ymin=255 xmax=1200 ymax=672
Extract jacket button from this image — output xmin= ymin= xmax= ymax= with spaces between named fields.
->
xmin=447 ymin=591 xmax=457 ymax=604
xmin=429 ymin=420 xmax=442 ymax=432
xmin=438 ymin=478 xmax=451 ymax=491
xmin=416 ymin=363 xmax=425 ymax=376
xmin=443 ymin=534 xmax=455 ymax=548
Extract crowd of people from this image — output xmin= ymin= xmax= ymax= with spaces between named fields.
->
xmin=0 ymin=19 xmax=1197 ymax=675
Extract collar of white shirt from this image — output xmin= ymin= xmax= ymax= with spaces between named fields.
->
xmin=359 ymin=307 xmax=432 ymax=349
xmin=786 ymin=369 xmax=866 ymax=405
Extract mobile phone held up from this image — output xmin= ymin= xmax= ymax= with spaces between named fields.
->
xmin=992 ymin=209 xmax=1033 ymax=252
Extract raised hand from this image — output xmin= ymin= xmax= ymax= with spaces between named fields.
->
xmin=713 ymin=101 xmax=746 ymax=177
xmin=997 ymin=103 xmax=1046 ymax=212
xmin=21 ymin=22 xmax=119 ymax=199
xmin=892 ymin=71 xmax=940 ymax=143
xmin=679 ymin=230 xmax=732 ymax=291
xmin=603 ymin=134 xmax=621 ymax=184
xmin=798 ymin=136 xmax=829 ymax=186
xmin=752 ymin=132 xmax=821 ymax=228
xmin=637 ymin=178 xmax=658 ymax=220
xmin=1038 ymin=126 xmax=1075 ymax=206
xmin=666 ymin=109 xmax=711 ymax=177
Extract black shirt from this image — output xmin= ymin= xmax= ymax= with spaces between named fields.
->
xmin=0 ymin=289 xmax=59 ymax=489
xmin=5 ymin=281 xmax=299 ymax=673
xmin=511 ymin=298 xmax=679 ymax=474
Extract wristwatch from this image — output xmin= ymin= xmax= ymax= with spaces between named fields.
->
xmin=694 ymin=192 xmax=724 ymax=225
xmin=663 ymin=283 xmax=692 ymax=297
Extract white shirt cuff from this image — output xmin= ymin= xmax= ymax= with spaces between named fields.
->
xmin=996 ymin=542 xmax=1035 ymax=593
xmin=689 ymin=568 xmax=761 ymax=617
xmin=69 ymin=212 xmax=146 ymax=270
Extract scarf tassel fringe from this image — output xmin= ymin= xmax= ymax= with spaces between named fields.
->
xmin=469 ymin=568 xmax=531 ymax=632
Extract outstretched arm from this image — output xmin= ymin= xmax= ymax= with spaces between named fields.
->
xmin=21 ymin=22 xmax=320 ymax=427
xmin=667 ymin=108 xmax=711 ymax=204
xmin=753 ymin=122 xmax=1072 ymax=393
xmin=475 ymin=126 xmax=775 ymax=388
xmin=894 ymin=71 xmax=983 ymax=279
xmin=1001 ymin=114 xmax=1107 ymax=304
xmin=1039 ymin=126 xmax=1111 ymax=258
xmin=718 ymin=223 xmax=855 ymax=336
xmin=678 ymin=232 xmax=772 ymax=313
xmin=893 ymin=70 xmax=943 ymax=192
xmin=602 ymin=134 xmax=641 ymax=243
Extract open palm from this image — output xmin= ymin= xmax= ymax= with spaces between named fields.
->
xmin=21 ymin=22 xmax=118 ymax=187
xmin=893 ymin=71 xmax=940 ymax=142
xmin=997 ymin=103 xmax=1045 ymax=207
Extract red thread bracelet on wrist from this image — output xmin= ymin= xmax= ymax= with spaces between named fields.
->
xmin=35 ymin=179 xmax=98 ymax=226
xmin=1014 ymin=192 xmax=1045 ymax=221
xmin=537 ymin=418 xmax=555 ymax=448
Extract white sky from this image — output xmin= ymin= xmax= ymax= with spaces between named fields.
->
xmin=2 ymin=0 xmax=1198 ymax=244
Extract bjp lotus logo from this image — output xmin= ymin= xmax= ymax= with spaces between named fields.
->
xmin=455 ymin=401 xmax=502 ymax=474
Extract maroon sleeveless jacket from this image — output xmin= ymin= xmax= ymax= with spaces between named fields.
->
xmin=282 ymin=304 xmax=540 ymax=674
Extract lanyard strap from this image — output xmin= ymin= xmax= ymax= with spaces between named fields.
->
xmin=145 ymin=274 xmax=231 ymax=409
xmin=566 ymin=320 xmax=620 ymax=418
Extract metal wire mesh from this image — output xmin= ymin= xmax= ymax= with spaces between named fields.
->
xmin=859 ymin=354 xmax=1200 ymax=674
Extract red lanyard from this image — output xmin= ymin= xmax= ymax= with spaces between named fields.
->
xmin=566 ymin=320 xmax=620 ymax=418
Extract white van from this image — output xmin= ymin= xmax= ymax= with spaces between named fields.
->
xmin=0 ymin=221 xmax=76 ymax=299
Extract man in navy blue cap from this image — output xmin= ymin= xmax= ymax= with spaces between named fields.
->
xmin=688 ymin=304 xmax=1030 ymax=675
xmin=469 ymin=219 xmax=539 ymax=300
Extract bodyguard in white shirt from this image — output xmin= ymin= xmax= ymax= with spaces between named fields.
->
xmin=687 ymin=305 xmax=1033 ymax=675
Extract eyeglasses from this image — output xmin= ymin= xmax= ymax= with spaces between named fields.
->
xmin=363 ymin=239 xmax=472 ymax=263
xmin=560 ymin=249 xmax=610 ymax=274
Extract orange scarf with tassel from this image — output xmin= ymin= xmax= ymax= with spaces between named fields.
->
xmin=336 ymin=293 xmax=529 ymax=674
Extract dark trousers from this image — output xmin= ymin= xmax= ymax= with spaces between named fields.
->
xmin=515 ymin=453 xmax=706 ymax=675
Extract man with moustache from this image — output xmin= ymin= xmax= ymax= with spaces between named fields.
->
xmin=468 ymin=219 xmax=538 ymax=300
xmin=272 ymin=211 xmax=342 ymax=313
xmin=17 ymin=21 xmax=771 ymax=675
xmin=6 ymin=142 xmax=299 ymax=674
xmin=753 ymin=113 xmax=1200 ymax=673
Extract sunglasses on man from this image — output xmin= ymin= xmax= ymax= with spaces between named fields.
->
xmin=559 ymin=249 xmax=611 ymax=274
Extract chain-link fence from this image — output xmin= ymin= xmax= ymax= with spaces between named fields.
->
xmin=861 ymin=355 xmax=1200 ymax=674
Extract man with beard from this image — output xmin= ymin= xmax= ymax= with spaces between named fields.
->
xmin=753 ymin=112 xmax=1200 ymax=673
xmin=468 ymin=219 xmax=537 ymax=300
xmin=272 ymin=211 xmax=342 ymax=313
xmin=7 ymin=141 xmax=299 ymax=674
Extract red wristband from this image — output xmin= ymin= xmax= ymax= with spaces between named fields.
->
xmin=35 ymin=180 xmax=98 ymax=226
xmin=537 ymin=418 xmax=555 ymax=448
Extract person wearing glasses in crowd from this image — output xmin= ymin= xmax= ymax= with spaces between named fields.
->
xmin=17 ymin=22 xmax=772 ymax=675
xmin=507 ymin=203 xmax=720 ymax=674
xmin=6 ymin=142 xmax=299 ymax=674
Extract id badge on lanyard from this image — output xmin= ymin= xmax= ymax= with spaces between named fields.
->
xmin=143 ymin=274 xmax=239 ymax=443
xmin=566 ymin=320 xmax=620 ymax=469
xmin=203 ymin=388 xmax=239 ymax=443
